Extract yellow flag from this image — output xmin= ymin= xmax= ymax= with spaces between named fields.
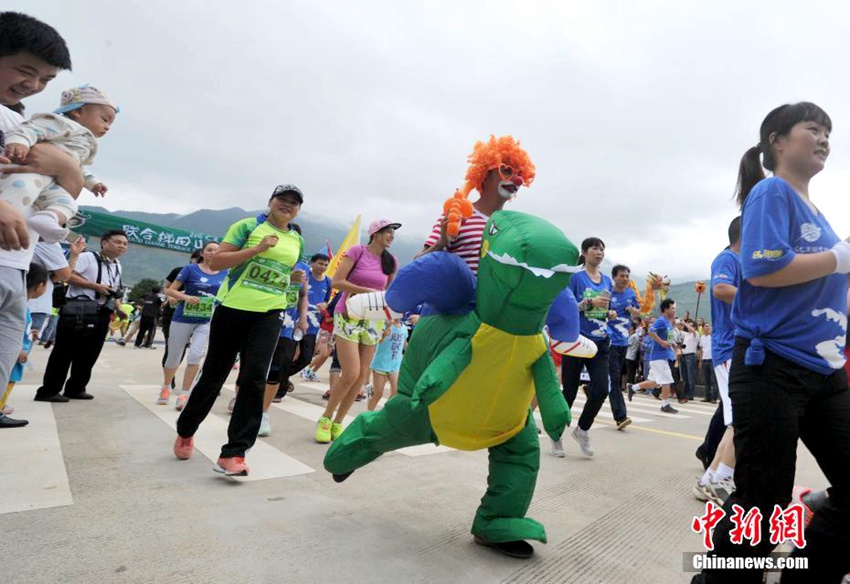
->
xmin=326 ymin=214 xmax=361 ymax=278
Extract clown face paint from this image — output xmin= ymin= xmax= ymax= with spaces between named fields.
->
xmin=498 ymin=180 xmax=519 ymax=199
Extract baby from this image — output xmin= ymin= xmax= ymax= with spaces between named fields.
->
xmin=1 ymin=84 xmax=118 ymax=242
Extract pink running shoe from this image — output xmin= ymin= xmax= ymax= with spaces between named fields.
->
xmin=175 ymin=393 xmax=189 ymax=411
xmin=214 ymin=456 xmax=249 ymax=476
xmin=173 ymin=435 xmax=194 ymax=460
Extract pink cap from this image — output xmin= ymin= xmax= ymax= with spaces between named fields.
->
xmin=368 ymin=219 xmax=402 ymax=236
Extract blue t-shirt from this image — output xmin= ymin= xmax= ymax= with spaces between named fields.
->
xmin=280 ymin=261 xmax=311 ymax=339
xmin=710 ymin=248 xmax=741 ymax=367
xmin=607 ymin=287 xmax=639 ymax=346
xmin=570 ymin=269 xmax=613 ymax=340
xmin=305 ymin=271 xmax=333 ymax=335
xmin=370 ymin=324 xmax=408 ymax=373
xmin=733 ymin=177 xmax=847 ymax=374
xmin=172 ymin=264 xmax=228 ymax=324
xmin=649 ymin=316 xmax=675 ymax=361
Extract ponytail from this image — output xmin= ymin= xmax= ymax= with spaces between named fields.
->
xmin=737 ymin=102 xmax=833 ymax=209
xmin=380 ymin=250 xmax=395 ymax=276
xmin=735 ymin=145 xmax=765 ymax=208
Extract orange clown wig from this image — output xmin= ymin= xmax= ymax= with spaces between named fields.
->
xmin=443 ymin=135 xmax=536 ymax=237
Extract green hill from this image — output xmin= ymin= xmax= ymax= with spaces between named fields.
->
xmin=79 ymin=206 xmax=425 ymax=285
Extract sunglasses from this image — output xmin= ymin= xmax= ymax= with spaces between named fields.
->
xmin=491 ymin=164 xmax=533 ymax=185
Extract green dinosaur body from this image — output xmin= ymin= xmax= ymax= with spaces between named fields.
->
xmin=324 ymin=211 xmax=579 ymax=545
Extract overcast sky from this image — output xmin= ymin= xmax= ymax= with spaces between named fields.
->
xmin=9 ymin=1 xmax=850 ymax=280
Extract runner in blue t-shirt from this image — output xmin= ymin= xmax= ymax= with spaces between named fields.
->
xmin=160 ymin=242 xmax=227 ymax=408
xmin=693 ymin=217 xmax=742 ymax=507
xmin=696 ymin=103 xmax=850 ymax=582
xmin=629 ymin=298 xmax=679 ymax=414
xmin=556 ymin=237 xmax=614 ymax=459
xmin=606 ymin=264 xmax=641 ymax=430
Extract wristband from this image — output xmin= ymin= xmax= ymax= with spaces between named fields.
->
xmin=831 ymin=240 xmax=850 ymax=274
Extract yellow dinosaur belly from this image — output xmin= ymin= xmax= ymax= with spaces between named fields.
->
xmin=428 ymin=323 xmax=547 ymax=450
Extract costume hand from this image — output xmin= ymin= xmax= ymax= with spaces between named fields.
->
xmin=91 ymin=183 xmax=108 ymax=196
xmin=184 ymin=295 xmax=201 ymax=305
xmin=0 ymin=201 xmax=30 ymax=250
xmin=256 ymin=235 xmax=279 ymax=252
xmin=4 ymin=143 xmax=29 ymax=162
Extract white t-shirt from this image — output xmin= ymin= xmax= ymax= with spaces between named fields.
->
xmin=0 ymin=107 xmax=38 ymax=270
xmin=27 ymin=242 xmax=69 ymax=314
xmin=68 ymin=251 xmax=122 ymax=305
xmin=698 ymin=334 xmax=713 ymax=361
xmin=682 ymin=330 xmax=699 ymax=355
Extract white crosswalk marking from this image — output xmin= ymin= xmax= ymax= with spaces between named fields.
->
xmin=122 ymin=385 xmax=314 ymax=481
xmin=0 ymin=386 xmax=73 ymax=515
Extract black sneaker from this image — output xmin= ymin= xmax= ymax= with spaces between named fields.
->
xmin=652 ymin=388 xmax=661 ymax=400
xmin=0 ymin=414 xmax=28 ymax=428
xmin=628 ymin=387 xmax=635 ymax=402
xmin=660 ymin=404 xmax=678 ymax=414
xmin=473 ymin=536 xmax=534 ymax=559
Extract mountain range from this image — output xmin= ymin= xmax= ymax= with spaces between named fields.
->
xmin=83 ymin=205 xmax=712 ymax=321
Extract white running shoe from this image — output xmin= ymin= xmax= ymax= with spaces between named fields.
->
xmin=571 ymin=427 xmax=594 ymax=457
xmin=300 ymin=368 xmax=312 ymax=380
xmin=365 ymin=383 xmax=374 ymax=400
xmin=693 ymin=478 xmax=713 ymax=502
xmin=549 ymin=438 xmax=565 ymax=458
xmin=258 ymin=413 xmax=271 ymax=437
xmin=175 ymin=393 xmax=189 ymax=412
xmin=708 ymin=477 xmax=735 ymax=505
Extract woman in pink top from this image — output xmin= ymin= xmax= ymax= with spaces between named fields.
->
xmin=315 ymin=219 xmax=399 ymax=443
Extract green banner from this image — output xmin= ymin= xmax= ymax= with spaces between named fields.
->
xmin=68 ymin=209 xmax=220 ymax=253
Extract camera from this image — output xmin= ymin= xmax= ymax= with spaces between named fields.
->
xmin=103 ymin=286 xmax=126 ymax=311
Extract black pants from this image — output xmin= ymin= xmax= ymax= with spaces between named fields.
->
xmin=625 ymin=356 xmax=639 ymax=385
xmin=607 ymin=344 xmax=629 ymax=422
xmin=135 ymin=316 xmax=157 ymax=347
xmin=562 ymin=338 xmax=610 ymax=431
xmin=696 ymin=404 xmax=726 ymax=468
xmin=267 ymin=334 xmax=317 ymax=387
xmin=176 ymin=306 xmax=281 ymax=458
xmin=36 ymin=307 xmax=112 ymax=398
xmin=702 ymin=339 xmax=850 ymax=583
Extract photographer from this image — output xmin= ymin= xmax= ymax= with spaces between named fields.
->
xmin=34 ymin=230 xmax=128 ymax=402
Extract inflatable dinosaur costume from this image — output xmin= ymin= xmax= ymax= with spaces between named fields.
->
xmin=324 ymin=210 xmax=580 ymax=558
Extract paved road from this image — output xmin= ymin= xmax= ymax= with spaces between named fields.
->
xmin=1 ymin=341 xmax=829 ymax=583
